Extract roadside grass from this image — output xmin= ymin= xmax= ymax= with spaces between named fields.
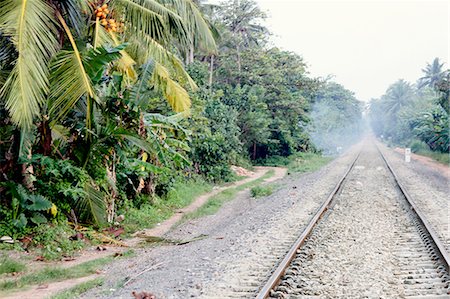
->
xmin=182 ymin=170 xmax=275 ymax=220
xmin=256 ymin=152 xmax=332 ymax=173
xmin=287 ymin=152 xmax=333 ymax=173
xmin=50 ymin=277 xmax=104 ymax=299
xmin=0 ymin=256 xmax=26 ymax=275
xmin=0 ymin=256 xmax=113 ymax=292
xmin=122 ymin=178 xmax=212 ymax=234
xmin=415 ymin=150 xmax=449 ymax=165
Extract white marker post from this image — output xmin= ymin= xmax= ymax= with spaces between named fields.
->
xmin=405 ymin=148 xmax=411 ymax=163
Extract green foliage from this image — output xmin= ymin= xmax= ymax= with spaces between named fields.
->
xmin=0 ymin=256 xmax=26 ymax=274
xmin=257 ymin=152 xmax=332 ymax=174
xmin=191 ymin=133 xmax=236 ymax=182
xmin=0 ymin=183 xmax=53 ymax=237
xmin=30 ymin=222 xmax=85 ymax=260
xmin=409 ymin=139 xmax=429 ymax=153
xmin=121 ymin=177 xmax=212 ymax=233
xmin=412 ymin=108 xmax=449 ymax=152
xmin=370 ymin=59 xmax=449 ymax=154
xmin=250 ymin=185 xmax=273 ymax=198
xmin=30 ymin=155 xmax=106 ymax=225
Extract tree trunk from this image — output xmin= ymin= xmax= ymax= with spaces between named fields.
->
xmin=189 ymin=44 xmax=194 ymax=64
xmin=106 ymin=151 xmax=117 ymax=223
xmin=236 ymin=43 xmax=241 ymax=84
xmin=137 ymin=112 xmax=146 ymax=195
xmin=37 ymin=117 xmax=52 ymax=156
xmin=209 ymin=54 xmax=214 ymax=88
xmin=252 ymin=142 xmax=256 ymax=160
xmin=22 ymin=147 xmax=34 ymax=190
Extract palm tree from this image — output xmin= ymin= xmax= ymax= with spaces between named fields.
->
xmin=381 ymin=79 xmax=414 ymax=116
xmin=219 ymin=0 xmax=267 ymax=82
xmin=418 ymin=57 xmax=446 ymax=89
xmin=0 ymin=0 xmax=216 ymax=129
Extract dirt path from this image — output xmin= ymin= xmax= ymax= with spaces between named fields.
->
xmin=1 ymin=275 xmax=98 ymax=299
xmin=126 ymin=166 xmax=286 ymax=245
xmin=2 ymin=166 xmax=286 ymax=299
xmin=393 ymin=147 xmax=449 ymax=179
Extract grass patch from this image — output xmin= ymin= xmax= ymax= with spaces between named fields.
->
xmin=288 ymin=152 xmax=332 ymax=173
xmin=0 ymin=256 xmax=112 ymax=292
xmin=122 ymin=178 xmax=212 ymax=234
xmin=0 ymin=256 xmax=26 ymax=275
xmin=415 ymin=150 xmax=450 ymax=165
xmin=182 ymin=169 xmax=276 ymax=220
xmin=257 ymin=152 xmax=332 ymax=173
xmin=250 ymin=185 xmax=274 ymax=198
xmin=50 ymin=277 xmax=104 ymax=299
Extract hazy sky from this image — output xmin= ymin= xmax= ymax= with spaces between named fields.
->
xmin=217 ymin=0 xmax=449 ymax=102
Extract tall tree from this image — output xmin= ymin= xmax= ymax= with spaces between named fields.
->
xmin=418 ymin=57 xmax=446 ymax=89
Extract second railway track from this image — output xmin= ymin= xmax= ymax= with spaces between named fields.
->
xmin=257 ymin=140 xmax=450 ymax=298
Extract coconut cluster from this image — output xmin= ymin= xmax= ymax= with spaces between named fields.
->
xmin=94 ymin=3 xmax=123 ymax=32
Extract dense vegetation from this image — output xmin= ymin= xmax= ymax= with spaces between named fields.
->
xmin=369 ymin=58 xmax=449 ymax=156
xmin=0 ymin=0 xmax=362 ymax=242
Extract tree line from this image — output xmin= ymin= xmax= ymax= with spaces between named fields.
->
xmin=369 ymin=58 xmax=449 ymax=153
xmin=0 ymin=0 xmax=362 ymax=236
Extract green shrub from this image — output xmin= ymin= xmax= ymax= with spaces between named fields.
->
xmin=250 ymin=185 xmax=273 ymax=198
xmin=409 ymin=139 xmax=429 ymax=153
xmin=0 ymin=183 xmax=54 ymax=238
xmin=31 ymin=222 xmax=85 ymax=260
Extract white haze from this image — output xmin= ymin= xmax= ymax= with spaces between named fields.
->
xmin=211 ymin=0 xmax=449 ymax=102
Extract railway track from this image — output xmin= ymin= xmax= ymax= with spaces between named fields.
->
xmin=255 ymin=142 xmax=450 ymax=298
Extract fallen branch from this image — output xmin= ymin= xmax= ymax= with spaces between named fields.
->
xmin=175 ymin=234 xmax=208 ymax=245
xmin=123 ymin=262 xmax=164 ymax=286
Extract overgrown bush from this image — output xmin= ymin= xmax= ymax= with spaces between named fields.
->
xmin=0 ymin=183 xmax=54 ymax=238
xmin=409 ymin=140 xmax=429 ymax=153
xmin=31 ymin=222 xmax=85 ymax=260
xmin=250 ymin=185 xmax=273 ymax=198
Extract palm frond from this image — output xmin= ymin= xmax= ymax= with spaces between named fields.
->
xmin=0 ymin=0 xmax=58 ymax=128
xmin=114 ymin=0 xmax=186 ymax=43
xmin=128 ymin=34 xmax=196 ymax=89
xmin=57 ymin=0 xmax=89 ymax=36
xmin=162 ymin=0 xmax=217 ymax=52
xmin=48 ymin=50 xmax=93 ymax=124
xmin=130 ymin=60 xmax=156 ymax=106
xmin=109 ymin=32 xmax=137 ymax=81
xmin=49 ymin=12 xmax=94 ymax=126
xmin=84 ymin=44 xmax=125 ymax=84
xmin=152 ymin=63 xmax=191 ymax=112
xmin=79 ymin=182 xmax=106 ymax=225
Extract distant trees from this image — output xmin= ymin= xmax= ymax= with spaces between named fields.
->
xmin=369 ymin=58 xmax=449 ymax=153
xmin=309 ymin=82 xmax=363 ymax=153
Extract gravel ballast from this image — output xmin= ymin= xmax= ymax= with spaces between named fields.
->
xmin=271 ymin=140 xmax=449 ymax=298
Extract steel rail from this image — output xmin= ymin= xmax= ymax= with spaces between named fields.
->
xmin=257 ymin=142 xmax=449 ymax=298
xmin=376 ymin=142 xmax=450 ymax=272
xmin=255 ymin=150 xmax=361 ymax=299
